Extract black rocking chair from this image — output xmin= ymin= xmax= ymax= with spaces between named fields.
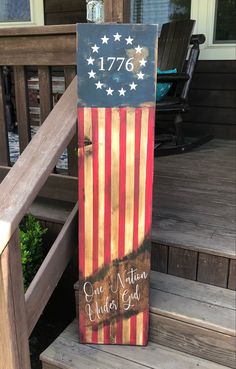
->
xmin=155 ymin=20 xmax=213 ymax=156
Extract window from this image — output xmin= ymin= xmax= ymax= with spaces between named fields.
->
xmin=214 ymin=0 xmax=236 ymax=43
xmin=0 ymin=0 xmax=44 ymax=27
xmin=131 ymin=0 xmax=191 ymax=33
xmin=191 ymin=0 xmax=236 ymax=59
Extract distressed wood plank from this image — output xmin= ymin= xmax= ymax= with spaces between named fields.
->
xmin=41 ymin=320 xmax=232 ymax=369
xmin=168 ymin=246 xmax=198 ymax=280
xmin=64 ymin=66 xmax=77 ymax=176
xmin=0 ymin=231 xmax=31 ymax=369
xmin=228 ymin=260 xmax=236 ymax=290
xmin=38 ymin=66 xmax=53 ymax=124
xmin=25 ymin=204 xmax=78 ymax=336
xmin=151 ymin=244 xmax=168 ymax=273
xmin=150 ymin=314 xmax=236 ymax=369
xmin=150 ymin=271 xmax=236 ymax=310
xmin=13 ymin=66 xmax=31 ymax=153
xmin=197 ymin=253 xmax=229 ymax=288
xmin=0 ymin=77 xmax=77 ymax=255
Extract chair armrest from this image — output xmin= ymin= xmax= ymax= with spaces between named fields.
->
xmin=157 ymin=72 xmax=189 ymax=83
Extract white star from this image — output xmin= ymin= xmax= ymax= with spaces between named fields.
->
xmin=106 ymin=87 xmax=114 ymax=96
xmin=114 ymin=32 xmax=122 ymax=41
xmin=91 ymin=44 xmax=100 ymax=53
xmin=118 ymin=88 xmax=126 ymax=96
xmin=95 ymin=81 xmax=104 ymax=89
xmin=137 ymin=71 xmax=145 ymax=79
xmin=101 ymin=35 xmax=109 ymax=44
xmin=139 ymin=58 xmax=147 ymax=67
xmin=87 ymin=56 xmax=95 ymax=65
xmin=130 ymin=82 xmax=138 ymax=90
xmin=88 ymin=70 xmax=96 ymax=79
xmin=125 ymin=36 xmax=134 ymax=45
xmin=135 ymin=45 xmax=143 ymax=53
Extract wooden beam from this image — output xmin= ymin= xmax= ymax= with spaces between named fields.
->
xmin=0 ymin=25 xmax=76 ymax=66
xmin=0 ymin=67 xmax=10 ymax=166
xmin=14 ymin=66 xmax=31 ymax=153
xmin=0 ymin=77 xmax=77 ymax=255
xmin=25 ymin=204 xmax=78 ymax=336
xmin=64 ymin=66 xmax=78 ymax=177
xmin=104 ymin=0 xmax=130 ymax=23
xmin=0 ymin=231 xmax=31 ymax=369
xmin=0 ymin=166 xmax=77 ymax=203
xmin=38 ymin=66 xmax=53 ymax=124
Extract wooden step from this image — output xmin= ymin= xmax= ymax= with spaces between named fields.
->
xmin=40 ymin=320 xmax=231 ymax=369
xmin=73 ymin=271 xmax=236 ymax=368
xmin=28 ymin=193 xmax=236 ymax=290
xmin=149 ymin=272 xmax=236 ymax=368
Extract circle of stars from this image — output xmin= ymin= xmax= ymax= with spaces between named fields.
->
xmin=86 ymin=32 xmax=148 ymax=97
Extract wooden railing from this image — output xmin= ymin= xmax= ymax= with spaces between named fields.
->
xmin=0 ymin=3 xmax=129 ymax=365
xmin=0 ymin=75 xmax=78 ymax=369
xmin=0 ymin=25 xmax=77 ymax=177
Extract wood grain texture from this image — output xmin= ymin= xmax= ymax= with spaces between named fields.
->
xmin=38 ymin=66 xmax=53 ymax=124
xmin=13 ymin=66 xmax=31 ymax=153
xmin=151 ymin=244 xmax=168 ymax=273
xmin=0 ymin=231 xmax=31 ymax=369
xmin=104 ymin=0 xmax=130 ymax=22
xmin=64 ymin=66 xmax=77 ymax=176
xmin=25 ymin=204 xmax=78 ymax=335
xmin=0 ymin=166 xmax=78 ymax=202
xmin=0 ymin=77 xmax=77 ymax=255
xmin=0 ymin=67 xmax=10 ymax=166
xmin=41 ymin=320 xmax=233 ymax=369
xmin=168 ymin=246 xmax=198 ymax=280
xmin=0 ymin=28 xmax=76 ymax=66
xmin=228 ymin=260 xmax=236 ymax=291
xmin=150 ymin=271 xmax=236 ymax=310
xmin=150 ymin=314 xmax=236 ymax=369
xmin=197 ymin=253 xmax=229 ymax=288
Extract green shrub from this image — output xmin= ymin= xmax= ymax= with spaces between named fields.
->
xmin=20 ymin=214 xmax=47 ymax=290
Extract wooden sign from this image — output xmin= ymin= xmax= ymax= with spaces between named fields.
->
xmin=77 ymin=23 xmax=158 ymax=345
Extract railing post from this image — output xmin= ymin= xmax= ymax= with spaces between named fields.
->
xmin=104 ymin=0 xmax=131 ymax=23
xmin=0 ymin=231 xmax=31 ymax=369
xmin=0 ymin=67 xmax=10 ymax=166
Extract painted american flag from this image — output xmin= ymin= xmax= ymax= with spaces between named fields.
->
xmin=77 ymin=23 xmax=158 ymax=345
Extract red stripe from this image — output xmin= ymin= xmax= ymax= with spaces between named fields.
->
xmin=116 ymin=107 xmax=127 ymax=344
xmin=118 ymin=108 xmax=126 ymax=259
xmin=133 ymin=108 xmax=142 ymax=251
xmin=104 ymin=108 xmax=112 ymax=265
xmin=143 ymin=107 xmax=155 ymax=345
xmin=78 ymin=107 xmax=85 ymax=342
xmin=142 ymin=308 xmax=149 ymax=345
xmin=104 ymin=108 xmax=112 ymax=343
xmin=92 ymin=108 xmax=99 ymax=343
xmin=92 ymin=108 xmax=99 ymax=272
xmin=130 ymin=108 xmax=142 ymax=345
xmin=145 ymin=107 xmax=155 ymax=236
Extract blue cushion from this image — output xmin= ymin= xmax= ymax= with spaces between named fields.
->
xmin=156 ymin=68 xmax=177 ymax=102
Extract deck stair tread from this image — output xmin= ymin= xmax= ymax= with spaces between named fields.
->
xmin=40 ymin=320 xmax=232 ymax=369
xmin=72 ymin=272 xmax=235 ymax=367
xmin=150 ymin=271 xmax=236 ymax=335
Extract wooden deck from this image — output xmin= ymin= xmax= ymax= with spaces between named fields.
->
xmin=25 ymin=139 xmax=236 ymax=289
xmin=152 ymin=139 xmax=236 ymax=288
